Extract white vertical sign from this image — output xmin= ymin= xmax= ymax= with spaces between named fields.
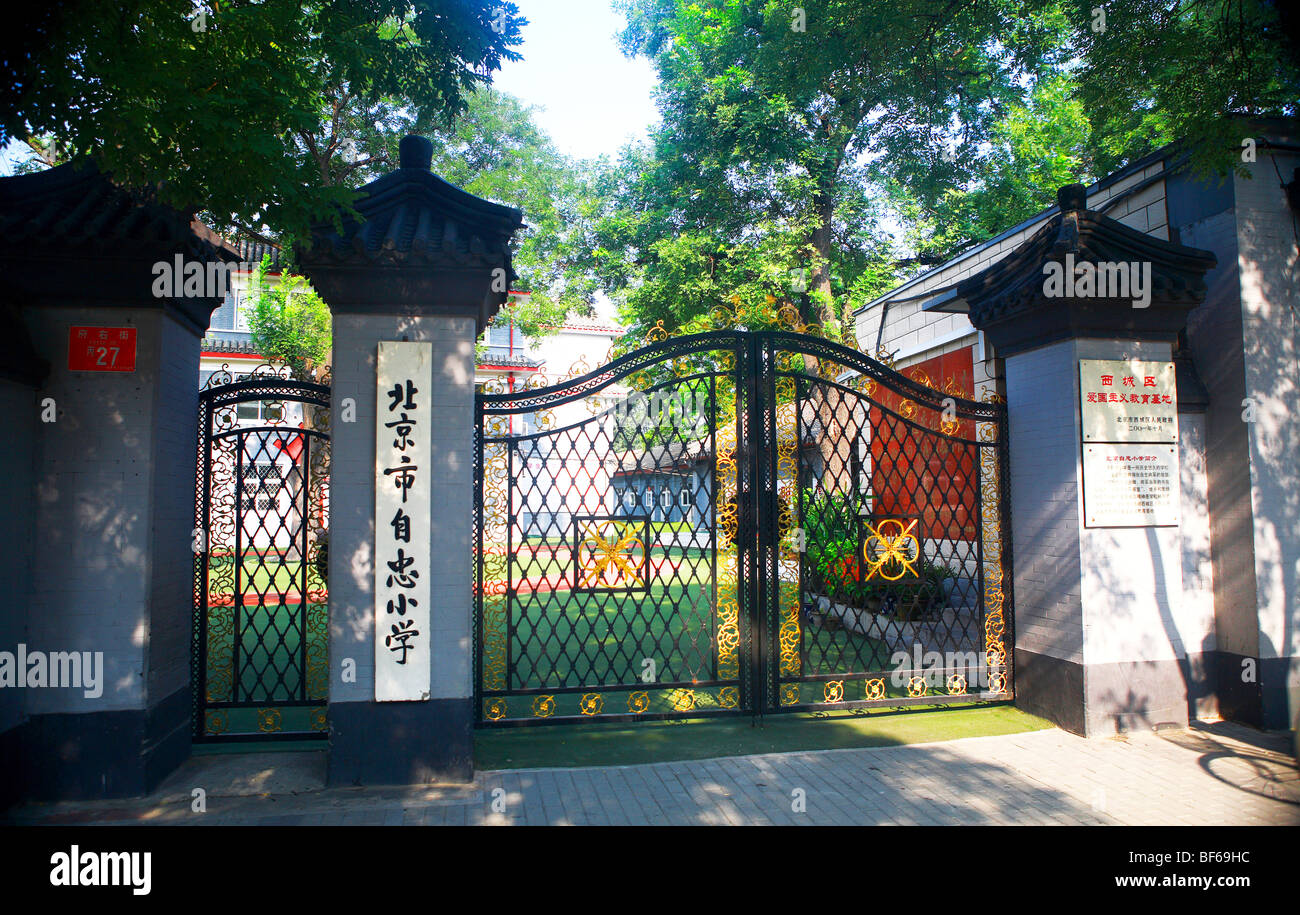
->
xmin=374 ymin=341 xmax=432 ymax=701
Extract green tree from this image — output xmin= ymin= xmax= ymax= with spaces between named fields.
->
xmin=246 ymin=256 xmax=331 ymax=382
xmin=421 ymin=89 xmax=607 ymax=341
xmin=1069 ymin=0 xmax=1300 ymax=180
xmin=601 ymin=0 xmax=1300 ymax=337
xmin=887 ymin=71 xmax=1093 ymax=263
xmin=602 ymin=0 xmax=1070 ymax=338
xmin=894 ymin=0 xmax=1300 ymax=263
xmin=1 ymin=0 xmax=525 ymax=238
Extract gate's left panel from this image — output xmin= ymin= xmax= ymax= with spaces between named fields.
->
xmin=193 ymin=367 xmax=332 ymax=740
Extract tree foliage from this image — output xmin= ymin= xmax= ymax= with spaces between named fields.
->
xmin=0 ymin=0 xmax=525 ymax=238
xmin=600 ymin=0 xmax=1299 ymax=340
xmin=1070 ymin=0 xmax=1300 ymax=180
xmin=246 ymin=256 xmax=331 ymax=382
xmin=423 ymin=89 xmax=607 ymax=340
xmin=601 ymin=0 xmax=1071 ymax=337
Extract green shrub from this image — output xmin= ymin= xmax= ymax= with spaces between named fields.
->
xmin=800 ymin=490 xmax=953 ymax=619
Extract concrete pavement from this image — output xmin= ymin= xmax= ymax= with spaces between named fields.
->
xmin=5 ymin=721 xmax=1296 ymax=826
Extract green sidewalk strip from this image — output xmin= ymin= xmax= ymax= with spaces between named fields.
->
xmin=474 ymin=704 xmax=1054 ymax=770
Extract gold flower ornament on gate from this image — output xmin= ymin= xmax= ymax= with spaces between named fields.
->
xmin=861 ymin=518 xmax=921 ymax=581
xmin=579 ymin=520 xmax=646 ymax=589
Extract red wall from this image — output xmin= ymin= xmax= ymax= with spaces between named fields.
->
xmin=869 ymin=347 xmax=978 ymax=541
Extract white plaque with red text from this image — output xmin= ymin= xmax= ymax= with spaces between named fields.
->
xmin=1079 ymin=359 xmax=1177 ymax=443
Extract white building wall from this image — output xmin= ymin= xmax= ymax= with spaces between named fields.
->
xmin=1234 ymin=151 xmax=1300 ymax=664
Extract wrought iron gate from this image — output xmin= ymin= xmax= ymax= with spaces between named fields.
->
xmin=192 ymin=365 xmax=331 ymax=741
xmin=474 ymin=331 xmax=1011 ymax=725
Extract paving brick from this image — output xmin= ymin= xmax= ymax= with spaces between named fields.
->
xmin=8 ymin=724 xmax=1299 ymax=827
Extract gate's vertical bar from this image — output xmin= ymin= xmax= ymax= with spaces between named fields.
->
xmin=998 ymin=403 xmax=1015 ymax=698
xmin=742 ymin=333 xmax=768 ymax=718
xmin=233 ymin=429 xmax=244 ymax=705
xmin=300 ymin=435 xmax=311 ymax=702
xmin=732 ymin=337 xmax=751 ymax=714
xmin=192 ymin=392 xmax=212 ymax=738
xmin=974 ymin=402 xmax=987 ymax=690
xmin=756 ymin=335 xmax=779 ymax=713
xmin=505 ymin=438 xmax=515 ymax=695
xmin=473 ymin=397 xmax=484 ymax=722
xmin=795 ymin=372 xmax=808 ymax=703
xmin=708 ymin=372 xmax=719 ymax=683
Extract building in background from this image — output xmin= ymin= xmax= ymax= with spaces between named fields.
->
xmin=474 ymin=291 xmax=624 ymax=428
xmin=198 ymin=240 xmax=284 ymax=389
xmin=476 ymin=291 xmax=627 ymax=540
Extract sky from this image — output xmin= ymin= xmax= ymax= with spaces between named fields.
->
xmin=490 ymin=0 xmax=661 ymax=161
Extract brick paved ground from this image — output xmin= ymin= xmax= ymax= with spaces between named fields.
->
xmin=6 ymin=722 xmax=1297 ymax=826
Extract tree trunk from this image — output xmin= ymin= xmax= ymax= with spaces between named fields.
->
xmin=807 ymin=189 xmax=836 ymax=330
xmin=799 ymin=186 xmax=838 ymax=376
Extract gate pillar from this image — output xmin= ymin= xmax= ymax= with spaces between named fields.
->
xmin=0 ymin=163 xmax=232 ymax=801
xmin=956 ymin=185 xmax=1217 ymax=736
xmin=298 ymin=136 xmax=522 ymax=784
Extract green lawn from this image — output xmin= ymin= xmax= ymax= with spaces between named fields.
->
xmin=202 ymin=552 xmax=327 ymax=737
xmin=475 ymin=703 xmax=1053 ymax=769
xmin=208 ymin=553 xmax=318 ymax=595
xmin=488 ymin=545 xmax=923 ymax=720
xmin=200 ymin=545 xmax=985 ymax=738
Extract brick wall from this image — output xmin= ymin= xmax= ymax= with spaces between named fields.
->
xmin=0 ymin=379 xmax=37 ymax=733
xmin=1234 ymin=151 xmax=1300 ymax=664
xmin=1004 ymin=339 xmax=1083 ymax=663
xmin=146 ymin=312 xmax=201 ymax=704
xmin=22 ymin=307 xmax=160 ymax=714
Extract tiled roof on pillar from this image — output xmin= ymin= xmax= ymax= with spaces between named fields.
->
xmin=952 ymin=184 xmax=1217 ymax=356
xmin=0 ymin=161 xmax=217 ymax=253
xmin=297 ymin=136 xmax=524 ymax=330
xmin=0 ymin=160 xmax=241 ymax=333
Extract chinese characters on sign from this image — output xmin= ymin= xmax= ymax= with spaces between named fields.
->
xmin=1082 ymin=445 xmax=1180 ymax=527
xmin=1079 ymin=359 xmax=1179 ymax=527
xmin=374 ymin=341 xmax=432 ymax=701
xmin=1079 ymin=359 xmax=1177 ymax=442
xmin=67 ymin=326 xmax=138 ymax=372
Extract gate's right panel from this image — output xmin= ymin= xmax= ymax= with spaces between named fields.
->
xmin=766 ymin=333 xmax=1012 ymax=711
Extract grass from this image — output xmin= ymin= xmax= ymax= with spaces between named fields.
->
xmin=209 ymin=554 xmax=314 ymax=595
xmin=201 ymin=551 xmax=327 ymax=737
xmin=202 ymin=544 xmax=1003 ymax=748
xmin=475 ymin=703 xmax=1054 ymax=769
xmin=497 ymin=551 xmax=898 ymax=700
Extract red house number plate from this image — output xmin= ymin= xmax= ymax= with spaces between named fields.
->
xmin=68 ymin=326 xmax=138 ymax=372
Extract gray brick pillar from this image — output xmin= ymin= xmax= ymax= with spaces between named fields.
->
xmin=298 ymin=136 xmax=521 ymax=784
xmin=958 ymin=185 xmax=1217 ymax=735
xmin=0 ymin=162 xmax=231 ymax=800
